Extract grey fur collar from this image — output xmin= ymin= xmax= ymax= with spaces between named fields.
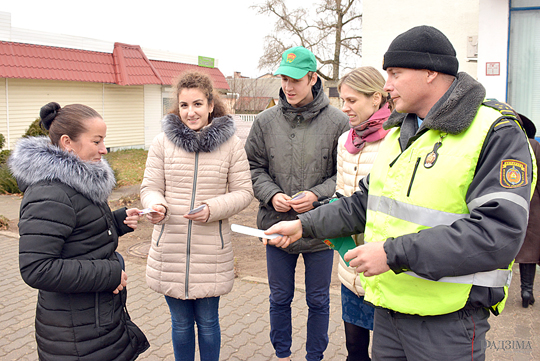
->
xmin=162 ymin=114 xmax=236 ymax=153
xmin=8 ymin=136 xmax=115 ymax=203
xmin=384 ymin=72 xmax=486 ymax=135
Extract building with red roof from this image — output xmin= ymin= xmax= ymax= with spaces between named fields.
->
xmin=0 ymin=12 xmax=229 ymax=150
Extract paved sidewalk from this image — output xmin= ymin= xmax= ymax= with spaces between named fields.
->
xmin=0 ymin=230 xmax=347 ymax=360
xmin=2 ymin=188 xmax=540 ymax=360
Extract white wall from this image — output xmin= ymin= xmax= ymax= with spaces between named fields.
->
xmin=0 ymin=78 xmax=7 ymax=148
xmin=0 ymin=78 xmax=146 ymax=150
xmin=362 ymin=0 xmax=479 ymax=78
xmin=2 ymin=79 xmax=104 ymax=149
xmin=477 ymin=0 xmax=510 ymax=101
xmin=143 ymin=84 xmax=163 ymax=148
xmin=103 ymin=84 xmax=145 ymax=149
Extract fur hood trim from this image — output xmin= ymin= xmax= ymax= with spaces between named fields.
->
xmin=384 ymin=72 xmax=486 ymax=134
xmin=162 ymin=114 xmax=236 ymax=153
xmin=8 ymin=136 xmax=115 ymax=203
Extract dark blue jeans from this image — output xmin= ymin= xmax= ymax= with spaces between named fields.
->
xmin=165 ymin=296 xmax=221 ymax=361
xmin=266 ymin=245 xmax=333 ymax=361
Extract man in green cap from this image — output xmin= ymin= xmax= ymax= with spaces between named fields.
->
xmin=245 ymin=46 xmax=349 ymax=361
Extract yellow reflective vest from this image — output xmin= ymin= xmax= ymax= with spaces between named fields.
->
xmin=363 ymin=103 xmax=537 ymax=316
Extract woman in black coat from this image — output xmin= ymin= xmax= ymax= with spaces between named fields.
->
xmin=8 ymin=102 xmax=150 ymax=360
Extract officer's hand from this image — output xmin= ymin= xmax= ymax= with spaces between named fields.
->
xmin=345 ymin=242 xmax=390 ymax=277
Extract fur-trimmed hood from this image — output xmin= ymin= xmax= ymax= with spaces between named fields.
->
xmin=162 ymin=114 xmax=236 ymax=153
xmin=384 ymin=72 xmax=486 ymax=134
xmin=8 ymin=136 xmax=115 ymax=203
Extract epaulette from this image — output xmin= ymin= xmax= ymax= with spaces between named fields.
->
xmin=482 ymin=99 xmax=519 ymax=121
xmin=482 ymin=99 xmax=524 ymax=131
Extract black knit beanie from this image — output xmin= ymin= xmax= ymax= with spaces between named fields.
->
xmin=383 ymin=25 xmax=459 ymax=77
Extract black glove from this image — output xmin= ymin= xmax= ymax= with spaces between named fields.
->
xmin=312 ymin=192 xmax=343 ymax=208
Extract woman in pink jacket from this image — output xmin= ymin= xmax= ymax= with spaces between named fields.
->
xmin=140 ymin=71 xmax=253 ymax=361
xmin=336 ymin=66 xmax=393 ymax=361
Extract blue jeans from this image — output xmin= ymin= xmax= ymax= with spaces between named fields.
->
xmin=266 ymin=245 xmax=333 ymax=361
xmin=165 ymin=296 xmax=221 ymax=361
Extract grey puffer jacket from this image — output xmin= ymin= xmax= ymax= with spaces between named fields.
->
xmin=245 ymin=77 xmax=349 ymax=254
xmin=9 ymin=136 xmax=149 ymax=361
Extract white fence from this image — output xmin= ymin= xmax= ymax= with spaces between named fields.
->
xmin=232 ymin=114 xmax=255 ymax=144
xmin=235 ymin=114 xmax=257 ymax=122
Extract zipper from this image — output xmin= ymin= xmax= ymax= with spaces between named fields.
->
xmin=407 ymin=157 xmax=421 ymax=197
xmin=185 ymin=152 xmax=199 ymax=299
xmin=389 ymin=153 xmax=402 ymax=167
xmin=97 ymin=204 xmax=114 ymax=238
xmin=156 ymin=224 xmax=165 ymax=247
xmin=219 ymin=220 xmax=224 ymax=249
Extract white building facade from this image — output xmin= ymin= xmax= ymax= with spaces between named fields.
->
xmin=362 ymin=0 xmax=540 ymax=133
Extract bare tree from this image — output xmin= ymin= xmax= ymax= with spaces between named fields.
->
xmin=227 ymin=76 xmax=282 ymax=114
xmin=253 ymin=0 xmax=362 ymax=81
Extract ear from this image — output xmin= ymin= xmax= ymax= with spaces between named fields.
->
xmin=426 ymin=70 xmax=439 ymax=84
xmin=373 ymin=92 xmax=382 ymax=107
xmin=208 ymin=100 xmax=215 ymax=114
xmin=59 ymin=134 xmax=72 ymax=151
xmin=309 ymin=72 xmax=318 ymax=86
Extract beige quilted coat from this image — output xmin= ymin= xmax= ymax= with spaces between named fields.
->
xmin=141 ymin=114 xmax=253 ymax=300
xmin=335 ymin=131 xmax=385 ymax=297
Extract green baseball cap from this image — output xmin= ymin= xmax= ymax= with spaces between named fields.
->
xmin=274 ymin=46 xmax=317 ymax=79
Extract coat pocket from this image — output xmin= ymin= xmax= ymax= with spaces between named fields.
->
xmin=155 ymin=224 xmax=165 ymax=247
xmin=219 ymin=220 xmax=224 ymax=249
xmin=94 ymin=292 xmax=115 ymax=327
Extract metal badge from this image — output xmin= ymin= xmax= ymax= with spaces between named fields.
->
xmin=424 ymin=141 xmax=442 ymax=168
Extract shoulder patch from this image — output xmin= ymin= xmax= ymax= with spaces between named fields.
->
xmin=493 ymin=118 xmax=519 ymax=132
xmin=500 ymin=159 xmax=528 ymax=188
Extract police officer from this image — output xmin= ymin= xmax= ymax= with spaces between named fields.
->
xmin=264 ymin=25 xmax=536 ymax=361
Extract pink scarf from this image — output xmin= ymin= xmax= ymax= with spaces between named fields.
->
xmin=344 ymin=103 xmax=391 ymax=154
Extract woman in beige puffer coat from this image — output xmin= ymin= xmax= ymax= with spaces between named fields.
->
xmin=140 ymin=71 xmax=253 ymax=361
xmin=336 ymin=66 xmax=393 ymax=361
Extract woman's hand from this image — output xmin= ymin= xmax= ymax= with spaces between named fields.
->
xmin=113 ymin=270 xmax=128 ymax=294
xmin=184 ymin=204 xmax=210 ymax=222
xmin=146 ymin=205 xmax=166 ymax=224
xmin=124 ymin=208 xmax=143 ymax=229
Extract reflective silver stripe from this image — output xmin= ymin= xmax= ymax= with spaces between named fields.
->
xmin=367 ymin=195 xmax=467 ymax=227
xmin=467 ymin=192 xmax=530 ymax=214
xmin=404 ymin=269 xmax=512 ymax=288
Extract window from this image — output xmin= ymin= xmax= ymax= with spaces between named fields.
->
xmin=507 ymin=1 xmax=540 ymax=133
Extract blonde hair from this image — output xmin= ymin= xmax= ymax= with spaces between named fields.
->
xmin=338 ymin=66 xmax=393 ymax=111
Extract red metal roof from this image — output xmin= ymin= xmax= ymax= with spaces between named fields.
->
xmin=151 ymin=59 xmax=230 ymax=89
xmin=0 ymin=41 xmax=115 ymax=83
xmin=0 ymin=41 xmax=229 ymax=90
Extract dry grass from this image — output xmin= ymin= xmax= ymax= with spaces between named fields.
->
xmin=104 ymin=149 xmax=148 ymax=187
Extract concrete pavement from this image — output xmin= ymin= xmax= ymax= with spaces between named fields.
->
xmin=2 ymin=189 xmax=540 ymax=360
